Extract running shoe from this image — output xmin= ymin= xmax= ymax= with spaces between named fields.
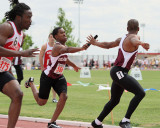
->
xmin=119 ymin=121 xmax=132 ymax=128
xmin=91 ymin=120 xmax=103 ymax=128
xmin=48 ymin=121 xmax=62 ymax=128
xmin=24 ymin=77 xmax=34 ymax=88
xmin=52 ymin=99 xmax=58 ymax=103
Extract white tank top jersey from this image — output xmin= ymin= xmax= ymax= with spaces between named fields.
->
xmin=44 ymin=43 xmax=68 ymax=79
xmin=0 ymin=21 xmax=23 ymax=72
xmin=43 ymin=42 xmax=53 ymax=69
xmin=114 ymin=35 xmax=138 ymax=70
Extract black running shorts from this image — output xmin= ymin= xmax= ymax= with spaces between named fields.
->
xmin=39 ymin=71 xmax=67 ymax=99
xmin=0 ymin=71 xmax=16 ymax=92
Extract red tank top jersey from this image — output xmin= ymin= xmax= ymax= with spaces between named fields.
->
xmin=0 ymin=21 xmax=23 ymax=72
xmin=114 ymin=35 xmax=138 ymax=70
xmin=43 ymin=43 xmax=53 ymax=68
xmin=44 ymin=52 xmax=68 ymax=79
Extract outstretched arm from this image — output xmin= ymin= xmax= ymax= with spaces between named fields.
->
xmin=130 ymin=35 xmax=150 ymax=51
xmin=52 ymin=43 xmax=89 ymax=57
xmin=0 ymin=47 xmax=39 ymax=57
xmin=66 ymin=59 xmax=81 ymax=72
xmin=86 ymin=35 xmax=121 ymax=49
xmin=59 ymin=43 xmax=89 ymax=54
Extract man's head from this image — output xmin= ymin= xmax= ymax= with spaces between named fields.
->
xmin=127 ymin=19 xmax=139 ymax=32
xmin=5 ymin=0 xmax=32 ymax=30
xmin=52 ymin=27 xmax=67 ymax=44
xmin=48 ymin=33 xmax=55 ymax=44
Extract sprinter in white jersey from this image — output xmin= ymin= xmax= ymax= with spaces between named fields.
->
xmin=25 ymin=27 xmax=89 ymax=128
xmin=39 ymin=33 xmax=58 ymax=103
xmin=0 ymin=1 xmax=38 ymax=128
xmin=87 ymin=19 xmax=149 ymax=128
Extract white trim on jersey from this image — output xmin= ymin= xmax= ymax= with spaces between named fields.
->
xmin=119 ymin=35 xmax=138 ymax=68
xmin=44 ymin=53 xmax=67 ymax=75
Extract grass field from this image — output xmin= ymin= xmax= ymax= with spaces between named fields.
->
xmin=0 ymin=69 xmax=160 ymax=127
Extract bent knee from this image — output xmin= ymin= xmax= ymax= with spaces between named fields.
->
xmin=137 ymin=90 xmax=146 ymax=99
xmin=12 ymin=91 xmax=23 ymax=102
xmin=60 ymin=93 xmax=68 ymax=101
xmin=38 ymin=100 xmax=47 ymax=106
xmin=110 ymin=98 xmax=120 ymax=106
xmin=140 ymin=91 xmax=146 ymax=98
xmin=38 ymin=102 xmax=46 ymax=106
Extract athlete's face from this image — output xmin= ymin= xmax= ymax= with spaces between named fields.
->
xmin=49 ymin=35 xmax=55 ymax=44
xmin=55 ymin=28 xmax=67 ymax=43
xmin=20 ymin=10 xmax=32 ymax=30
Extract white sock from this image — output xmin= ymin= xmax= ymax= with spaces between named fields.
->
xmin=95 ymin=118 xmax=102 ymax=125
xmin=122 ymin=117 xmax=130 ymax=122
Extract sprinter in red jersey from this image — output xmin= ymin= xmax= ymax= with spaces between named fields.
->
xmin=0 ymin=0 xmax=38 ymax=128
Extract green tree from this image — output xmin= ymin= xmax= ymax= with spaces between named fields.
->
xmin=55 ymin=8 xmax=78 ymax=47
xmin=0 ymin=18 xmax=6 ymax=24
xmin=22 ymin=34 xmax=34 ymax=50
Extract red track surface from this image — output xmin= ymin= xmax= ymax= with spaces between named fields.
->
xmin=0 ymin=118 xmax=87 ymax=128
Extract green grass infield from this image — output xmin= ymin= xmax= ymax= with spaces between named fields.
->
xmin=0 ymin=69 xmax=160 ymax=127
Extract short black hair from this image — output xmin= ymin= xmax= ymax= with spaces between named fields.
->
xmin=5 ymin=0 xmax=30 ymax=21
xmin=127 ymin=19 xmax=139 ymax=31
xmin=52 ymin=27 xmax=62 ymax=39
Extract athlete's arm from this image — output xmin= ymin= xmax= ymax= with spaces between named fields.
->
xmin=86 ymin=35 xmax=120 ymax=49
xmin=39 ymin=44 xmax=46 ymax=71
xmin=0 ymin=23 xmax=39 ymax=57
xmin=66 ymin=59 xmax=81 ymax=72
xmin=59 ymin=43 xmax=89 ymax=54
xmin=130 ymin=35 xmax=150 ymax=51
xmin=52 ymin=43 xmax=89 ymax=56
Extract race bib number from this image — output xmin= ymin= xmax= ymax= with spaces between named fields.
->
xmin=0 ymin=57 xmax=12 ymax=72
xmin=116 ymin=71 xmax=124 ymax=80
xmin=54 ymin=63 xmax=65 ymax=74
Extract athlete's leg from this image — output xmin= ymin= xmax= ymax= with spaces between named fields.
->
xmin=50 ymin=75 xmax=67 ymax=122
xmin=109 ymin=66 xmax=145 ymax=119
xmin=29 ymin=81 xmax=48 ymax=106
xmin=2 ymin=80 xmax=23 ymax=128
xmin=51 ymin=92 xmax=67 ymax=122
xmin=97 ymin=81 xmax=124 ymax=122
xmin=120 ymin=75 xmax=145 ymax=119
xmin=27 ymin=72 xmax=53 ymax=106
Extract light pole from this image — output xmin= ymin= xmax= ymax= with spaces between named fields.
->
xmin=73 ymin=0 xmax=83 ymax=45
xmin=141 ymin=23 xmax=145 ymax=53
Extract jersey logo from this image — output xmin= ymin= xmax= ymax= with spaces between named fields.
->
xmin=14 ymin=37 xmax=18 ymax=46
xmin=116 ymin=71 xmax=124 ymax=80
xmin=9 ymin=37 xmax=20 ymax=50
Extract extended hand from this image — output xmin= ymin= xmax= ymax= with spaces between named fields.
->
xmin=86 ymin=35 xmax=97 ymax=45
xmin=141 ymin=43 xmax=150 ymax=51
xmin=74 ymin=66 xmax=81 ymax=72
xmin=20 ymin=48 xmax=39 ymax=57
